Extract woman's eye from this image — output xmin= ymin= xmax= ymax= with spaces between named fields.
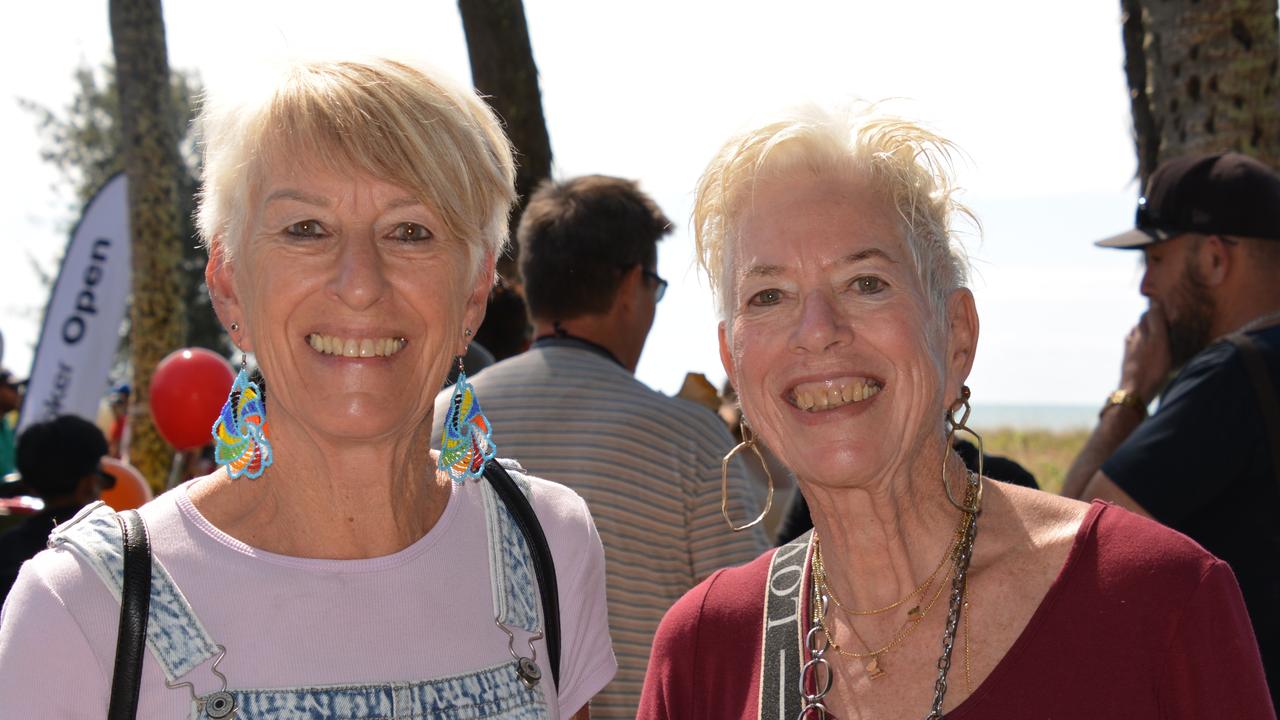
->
xmin=389 ymin=222 xmax=434 ymax=243
xmin=748 ymin=288 xmax=783 ymax=306
xmin=285 ymin=220 xmax=326 ymax=238
xmin=853 ymin=276 xmax=887 ymax=294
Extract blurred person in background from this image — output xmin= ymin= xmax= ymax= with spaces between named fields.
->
xmin=0 ymin=371 xmax=22 ymax=477
xmin=105 ymin=383 xmax=130 ymax=459
xmin=436 ymin=175 xmax=767 ymax=719
xmin=1064 ymin=152 xmax=1280 ymax=711
xmin=0 ymin=415 xmax=113 ymax=601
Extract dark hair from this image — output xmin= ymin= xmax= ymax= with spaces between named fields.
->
xmin=518 ymin=175 xmax=672 ymax=322
xmin=474 ymin=281 xmax=531 ymax=361
xmin=15 ymin=415 xmax=108 ymax=499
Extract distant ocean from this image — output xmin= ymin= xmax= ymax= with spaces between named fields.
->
xmin=970 ymin=404 xmax=1095 ymax=432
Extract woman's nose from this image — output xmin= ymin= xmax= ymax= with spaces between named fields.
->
xmin=790 ymin=291 xmax=853 ymax=353
xmin=330 ymin=236 xmax=391 ymax=310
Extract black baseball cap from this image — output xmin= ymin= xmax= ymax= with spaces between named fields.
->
xmin=14 ymin=415 xmax=113 ymax=499
xmin=1096 ymin=152 xmax=1280 ymax=249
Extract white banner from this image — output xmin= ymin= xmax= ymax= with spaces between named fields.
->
xmin=18 ymin=173 xmax=130 ymax=434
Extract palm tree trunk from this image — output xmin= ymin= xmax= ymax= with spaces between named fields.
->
xmin=458 ymin=0 xmax=553 ymax=361
xmin=1125 ymin=0 xmax=1280 ymax=184
xmin=110 ymin=0 xmax=186 ymax=491
xmin=458 ymin=0 xmax=553 ymax=282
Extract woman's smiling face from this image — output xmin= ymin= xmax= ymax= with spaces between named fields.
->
xmin=719 ymin=172 xmax=976 ymax=487
xmin=208 ymin=161 xmax=491 ymax=444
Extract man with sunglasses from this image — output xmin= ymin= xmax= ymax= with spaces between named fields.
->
xmin=0 ymin=415 xmax=114 ymax=603
xmin=433 ymin=174 xmax=766 ymax=719
xmin=1063 ymin=152 xmax=1280 ymax=711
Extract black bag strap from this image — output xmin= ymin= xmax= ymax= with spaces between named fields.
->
xmin=483 ymin=459 xmax=562 ymax=691
xmin=108 ymin=509 xmax=150 ymax=720
xmin=1225 ymin=333 xmax=1280 ymax=490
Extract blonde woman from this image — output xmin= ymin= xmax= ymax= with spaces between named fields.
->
xmin=0 ymin=58 xmax=613 ymax=719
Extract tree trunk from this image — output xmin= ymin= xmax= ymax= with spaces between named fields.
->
xmin=1125 ymin=0 xmax=1280 ymax=185
xmin=458 ymin=0 xmax=553 ymax=282
xmin=110 ymin=0 xmax=186 ymax=491
xmin=458 ymin=0 xmax=552 ymax=361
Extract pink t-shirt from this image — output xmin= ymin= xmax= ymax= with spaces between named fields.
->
xmin=0 ymin=470 xmax=616 ymax=718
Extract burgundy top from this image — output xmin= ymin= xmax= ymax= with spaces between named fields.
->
xmin=637 ymin=502 xmax=1275 ymax=719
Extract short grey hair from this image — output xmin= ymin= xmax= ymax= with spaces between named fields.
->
xmin=693 ymin=104 xmax=975 ymax=322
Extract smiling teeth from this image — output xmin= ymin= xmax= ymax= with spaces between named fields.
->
xmin=792 ymin=379 xmax=882 ymax=412
xmin=307 ymin=334 xmax=406 ymax=358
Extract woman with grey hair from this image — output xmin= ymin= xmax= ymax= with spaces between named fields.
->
xmin=0 ymin=58 xmax=613 ymax=719
xmin=638 ymin=107 xmax=1272 ymax=718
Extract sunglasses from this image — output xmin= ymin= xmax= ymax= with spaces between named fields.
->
xmin=642 ymin=269 xmax=668 ymax=302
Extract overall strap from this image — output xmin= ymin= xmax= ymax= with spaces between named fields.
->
xmin=482 ymin=459 xmax=562 ymax=691
xmin=1225 ymin=333 xmax=1280 ymax=489
xmin=107 ymin=509 xmax=149 ymax=720
xmin=47 ymin=502 xmax=220 ymax=682
xmin=758 ymin=529 xmax=813 ymax=720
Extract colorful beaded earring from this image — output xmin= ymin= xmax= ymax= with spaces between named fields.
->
xmin=438 ymin=352 xmax=496 ymax=484
xmin=212 ymin=354 xmax=273 ymax=479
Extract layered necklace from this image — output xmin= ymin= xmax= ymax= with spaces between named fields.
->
xmin=801 ymin=471 xmax=982 ymax=719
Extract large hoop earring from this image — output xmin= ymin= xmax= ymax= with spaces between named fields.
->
xmin=721 ymin=420 xmax=773 ymax=532
xmin=943 ymin=385 xmax=983 ymax=513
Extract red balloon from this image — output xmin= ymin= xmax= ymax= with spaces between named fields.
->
xmin=149 ymin=348 xmax=236 ymax=450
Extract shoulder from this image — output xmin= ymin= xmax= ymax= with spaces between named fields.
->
xmin=975 ymin=482 xmax=1088 ymax=561
xmin=1085 ymin=501 xmax=1222 ymax=581
xmin=1161 ymin=335 xmax=1253 ymax=400
xmin=975 ymin=485 xmax=1220 ymax=600
xmin=497 ymin=458 xmax=594 ymax=531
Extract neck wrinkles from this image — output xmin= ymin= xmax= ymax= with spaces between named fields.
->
xmin=803 ymin=441 xmax=973 ymax=612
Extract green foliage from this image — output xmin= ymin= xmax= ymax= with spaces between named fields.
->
xmin=19 ymin=63 xmax=223 ymax=360
xmin=979 ymin=428 xmax=1090 ymax=496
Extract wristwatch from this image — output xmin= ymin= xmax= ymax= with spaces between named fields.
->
xmin=1100 ymin=389 xmax=1146 ymax=418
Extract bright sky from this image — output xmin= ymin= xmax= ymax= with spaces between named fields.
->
xmin=0 ymin=0 xmax=1147 ymax=407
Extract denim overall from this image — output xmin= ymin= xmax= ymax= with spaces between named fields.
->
xmin=50 ymin=471 xmax=552 ymax=720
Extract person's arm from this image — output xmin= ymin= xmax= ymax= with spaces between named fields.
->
xmin=543 ymin=490 xmax=616 ymax=720
xmin=0 ymin=563 xmax=110 ymax=717
xmin=1062 ymin=308 xmax=1171 ymax=498
xmin=1080 ymin=471 xmax=1153 ymax=518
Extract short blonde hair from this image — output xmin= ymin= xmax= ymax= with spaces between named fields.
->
xmin=694 ymin=104 xmax=974 ymax=320
xmin=195 ymin=58 xmax=516 ymax=270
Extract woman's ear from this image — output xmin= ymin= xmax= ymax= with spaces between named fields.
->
xmin=205 ymin=240 xmax=250 ymax=351
xmin=945 ymin=288 xmax=979 ymax=392
xmin=718 ymin=321 xmax=737 ymax=390
xmin=461 ymin=253 xmax=496 ymax=354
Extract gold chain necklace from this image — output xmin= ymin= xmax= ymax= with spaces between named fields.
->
xmin=810 ymin=479 xmax=980 ymax=682
xmin=821 ymin=532 xmax=955 ymax=617
xmin=812 ymin=538 xmax=953 ymax=677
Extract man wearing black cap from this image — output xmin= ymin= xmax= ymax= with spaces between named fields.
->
xmin=0 ymin=415 xmax=114 ymax=602
xmin=1063 ymin=152 xmax=1280 ymax=709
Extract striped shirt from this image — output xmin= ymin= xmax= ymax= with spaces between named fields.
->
xmin=433 ymin=344 xmax=768 ymax=719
